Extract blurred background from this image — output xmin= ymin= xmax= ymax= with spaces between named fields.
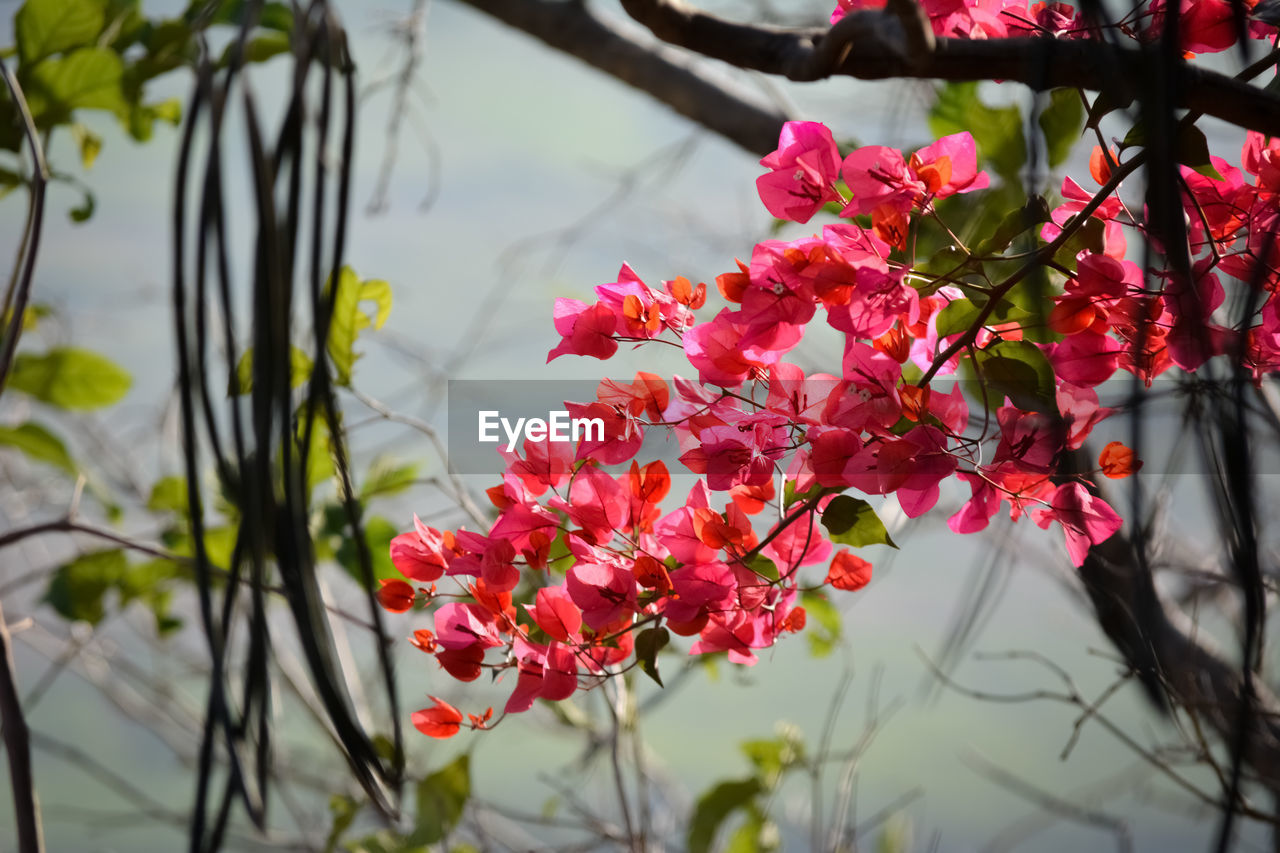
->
xmin=0 ymin=0 xmax=1272 ymax=850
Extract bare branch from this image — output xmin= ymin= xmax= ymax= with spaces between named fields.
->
xmin=453 ymin=0 xmax=792 ymax=156
xmin=616 ymin=0 xmax=1280 ymax=138
xmin=0 ymin=598 xmax=46 ymax=853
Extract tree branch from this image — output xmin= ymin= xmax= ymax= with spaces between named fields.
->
xmin=617 ymin=0 xmax=1280 ymax=138
xmin=452 ymin=0 xmax=793 ymax=156
xmin=0 ymin=598 xmax=46 ymax=853
xmin=1065 ymin=449 xmax=1280 ymax=792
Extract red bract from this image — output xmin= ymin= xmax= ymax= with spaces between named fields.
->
xmin=375 ymin=579 xmax=416 ymax=613
xmin=826 ymin=550 xmax=873 ymax=591
xmin=547 ymin=299 xmax=618 ymax=362
xmin=1099 ymin=441 xmax=1143 ymax=479
xmin=527 ymin=586 xmax=583 ymax=643
xmin=412 ymin=696 xmax=464 ymax=739
xmin=389 ymin=515 xmax=450 ymax=582
xmin=385 ymin=110 xmax=1280 ymax=738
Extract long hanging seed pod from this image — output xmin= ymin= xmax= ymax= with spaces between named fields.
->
xmin=172 ymin=4 xmax=405 ymax=850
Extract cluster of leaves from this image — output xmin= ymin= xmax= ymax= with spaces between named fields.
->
xmin=378 ymin=0 xmax=1280 ymax=744
xmin=23 ymin=266 xmax=417 ymax=639
xmin=0 ymin=0 xmax=294 ymax=216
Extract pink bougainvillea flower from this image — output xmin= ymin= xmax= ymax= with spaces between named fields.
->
xmin=565 ymin=560 xmax=637 ymax=631
xmin=389 ymin=515 xmax=451 ymax=582
xmin=527 ymin=586 xmax=583 ymax=643
xmin=756 ymin=121 xmax=842 ymax=223
xmin=549 ymin=463 xmax=628 ymax=544
xmin=948 ymin=471 xmax=1003 ymax=534
xmin=1032 ymin=482 xmax=1123 ymax=567
xmin=594 ymin=264 xmax=671 ymax=340
xmin=434 ymin=601 xmax=504 ymax=650
xmin=840 ymin=132 xmax=987 ymax=220
xmin=762 ymin=512 xmax=832 ymax=576
xmin=909 ymin=132 xmax=989 ymax=199
xmin=547 ymin=299 xmax=618 ymax=362
xmin=664 ymin=561 xmax=736 ymax=624
xmin=565 ymin=399 xmax=645 ymax=465
xmin=504 ymin=638 xmax=581 ymax=714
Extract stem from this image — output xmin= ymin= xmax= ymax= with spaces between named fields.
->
xmin=0 ymin=598 xmax=46 ymax=853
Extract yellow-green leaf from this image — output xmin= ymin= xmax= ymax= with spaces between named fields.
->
xmin=25 ymin=47 xmax=127 ymax=127
xmin=16 ymin=0 xmax=107 ymax=65
xmin=70 ymin=121 xmax=101 ymax=168
xmin=0 ymin=420 xmax=77 ymax=476
xmin=411 ymin=754 xmax=470 ymax=846
xmin=327 ymin=267 xmax=392 ymax=387
xmin=9 ymin=347 xmax=131 ymax=409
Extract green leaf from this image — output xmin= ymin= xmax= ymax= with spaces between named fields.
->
xmin=194 ymin=0 xmax=294 ymax=31
xmin=971 ymin=339 xmax=1058 ymax=414
xmin=782 ymin=478 xmax=826 ymax=509
xmin=800 ymin=590 xmax=840 ymax=635
xmin=635 ymin=626 xmax=670 ymax=687
xmin=1177 ymin=124 xmax=1223 ymax=180
xmin=914 ymin=245 xmax=971 ymax=283
xmin=1120 ymin=123 xmax=1223 ymax=180
xmin=16 ymin=0 xmax=107 ymax=65
xmin=147 ymin=475 xmax=188 ymax=515
xmin=0 ymin=421 xmax=77 ymax=476
xmin=337 ymin=516 xmax=399 ymax=586
xmin=1037 ymin=88 xmax=1084 ymax=168
xmin=327 ymin=267 xmax=392 ymax=387
xmin=344 ymin=831 xmax=426 ymax=853
xmin=1085 ymin=87 xmax=1132 ymax=132
xmin=930 ymin=82 xmax=1025 ymax=183
xmin=726 ymin=809 xmax=779 ymax=853
xmin=126 ymin=98 xmax=182 ymax=142
xmin=9 ymin=347 xmax=131 ymax=409
xmin=688 ymin=777 xmax=763 ymax=853
xmin=44 ymin=548 xmax=127 ymax=624
xmin=877 ymin=814 xmax=913 ymax=853
xmin=411 ymin=753 xmax=470 ymax=846
xmin=232 ymin=345 xmax=313 ymax=394
xmin=360 ymin=457 xmax=420 ymax=501
xmin=324 ymin=795 xmax=361 ymax=853
xmin=820 ymin=495 xmax=897 ymax=549
xmin=68 ymin=186 xmax=95 ymax=222
xmin=300 ymin=414 xmax=335 ymax=494
xmin=741 ymin=731 xmax=805 ymax=786
xmin=25 ymin=48 xmax=128 ymax=127
xmin=1052 ymin=215 xmax=1105 ymax=272
xmin=973 ymin=196 xmax=1050 ymax=257
xmin=220 ymin=31 xmax=290 ymax=66
xmin=744 ymin=553 xmax=779 ymax=582
xmin=0 ymin=166 xmax=23 ymax=199
xmin=800 ymin=590 xmax=841 ymax=658
xmin=69 ymin=121 xmax=101 ymax=169
xmin=933 ymin=298 xmax=981 ymax=338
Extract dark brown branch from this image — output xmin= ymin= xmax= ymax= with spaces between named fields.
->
xmin=618 ymin=0 xmax=1280 ymax=138
xmin=0 ymin=598 xmax=46 ymax=853
xmin=452 ymin=0 xmax=793 ymax=156
xmin=1064 ymin=449 xmax=1280 ymax=792
xmin=0 ymin=57 xmax=48 ymax=401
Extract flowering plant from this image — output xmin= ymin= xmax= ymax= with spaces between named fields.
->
xmin=381 ymin=0 xmax=1280 ymax=737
